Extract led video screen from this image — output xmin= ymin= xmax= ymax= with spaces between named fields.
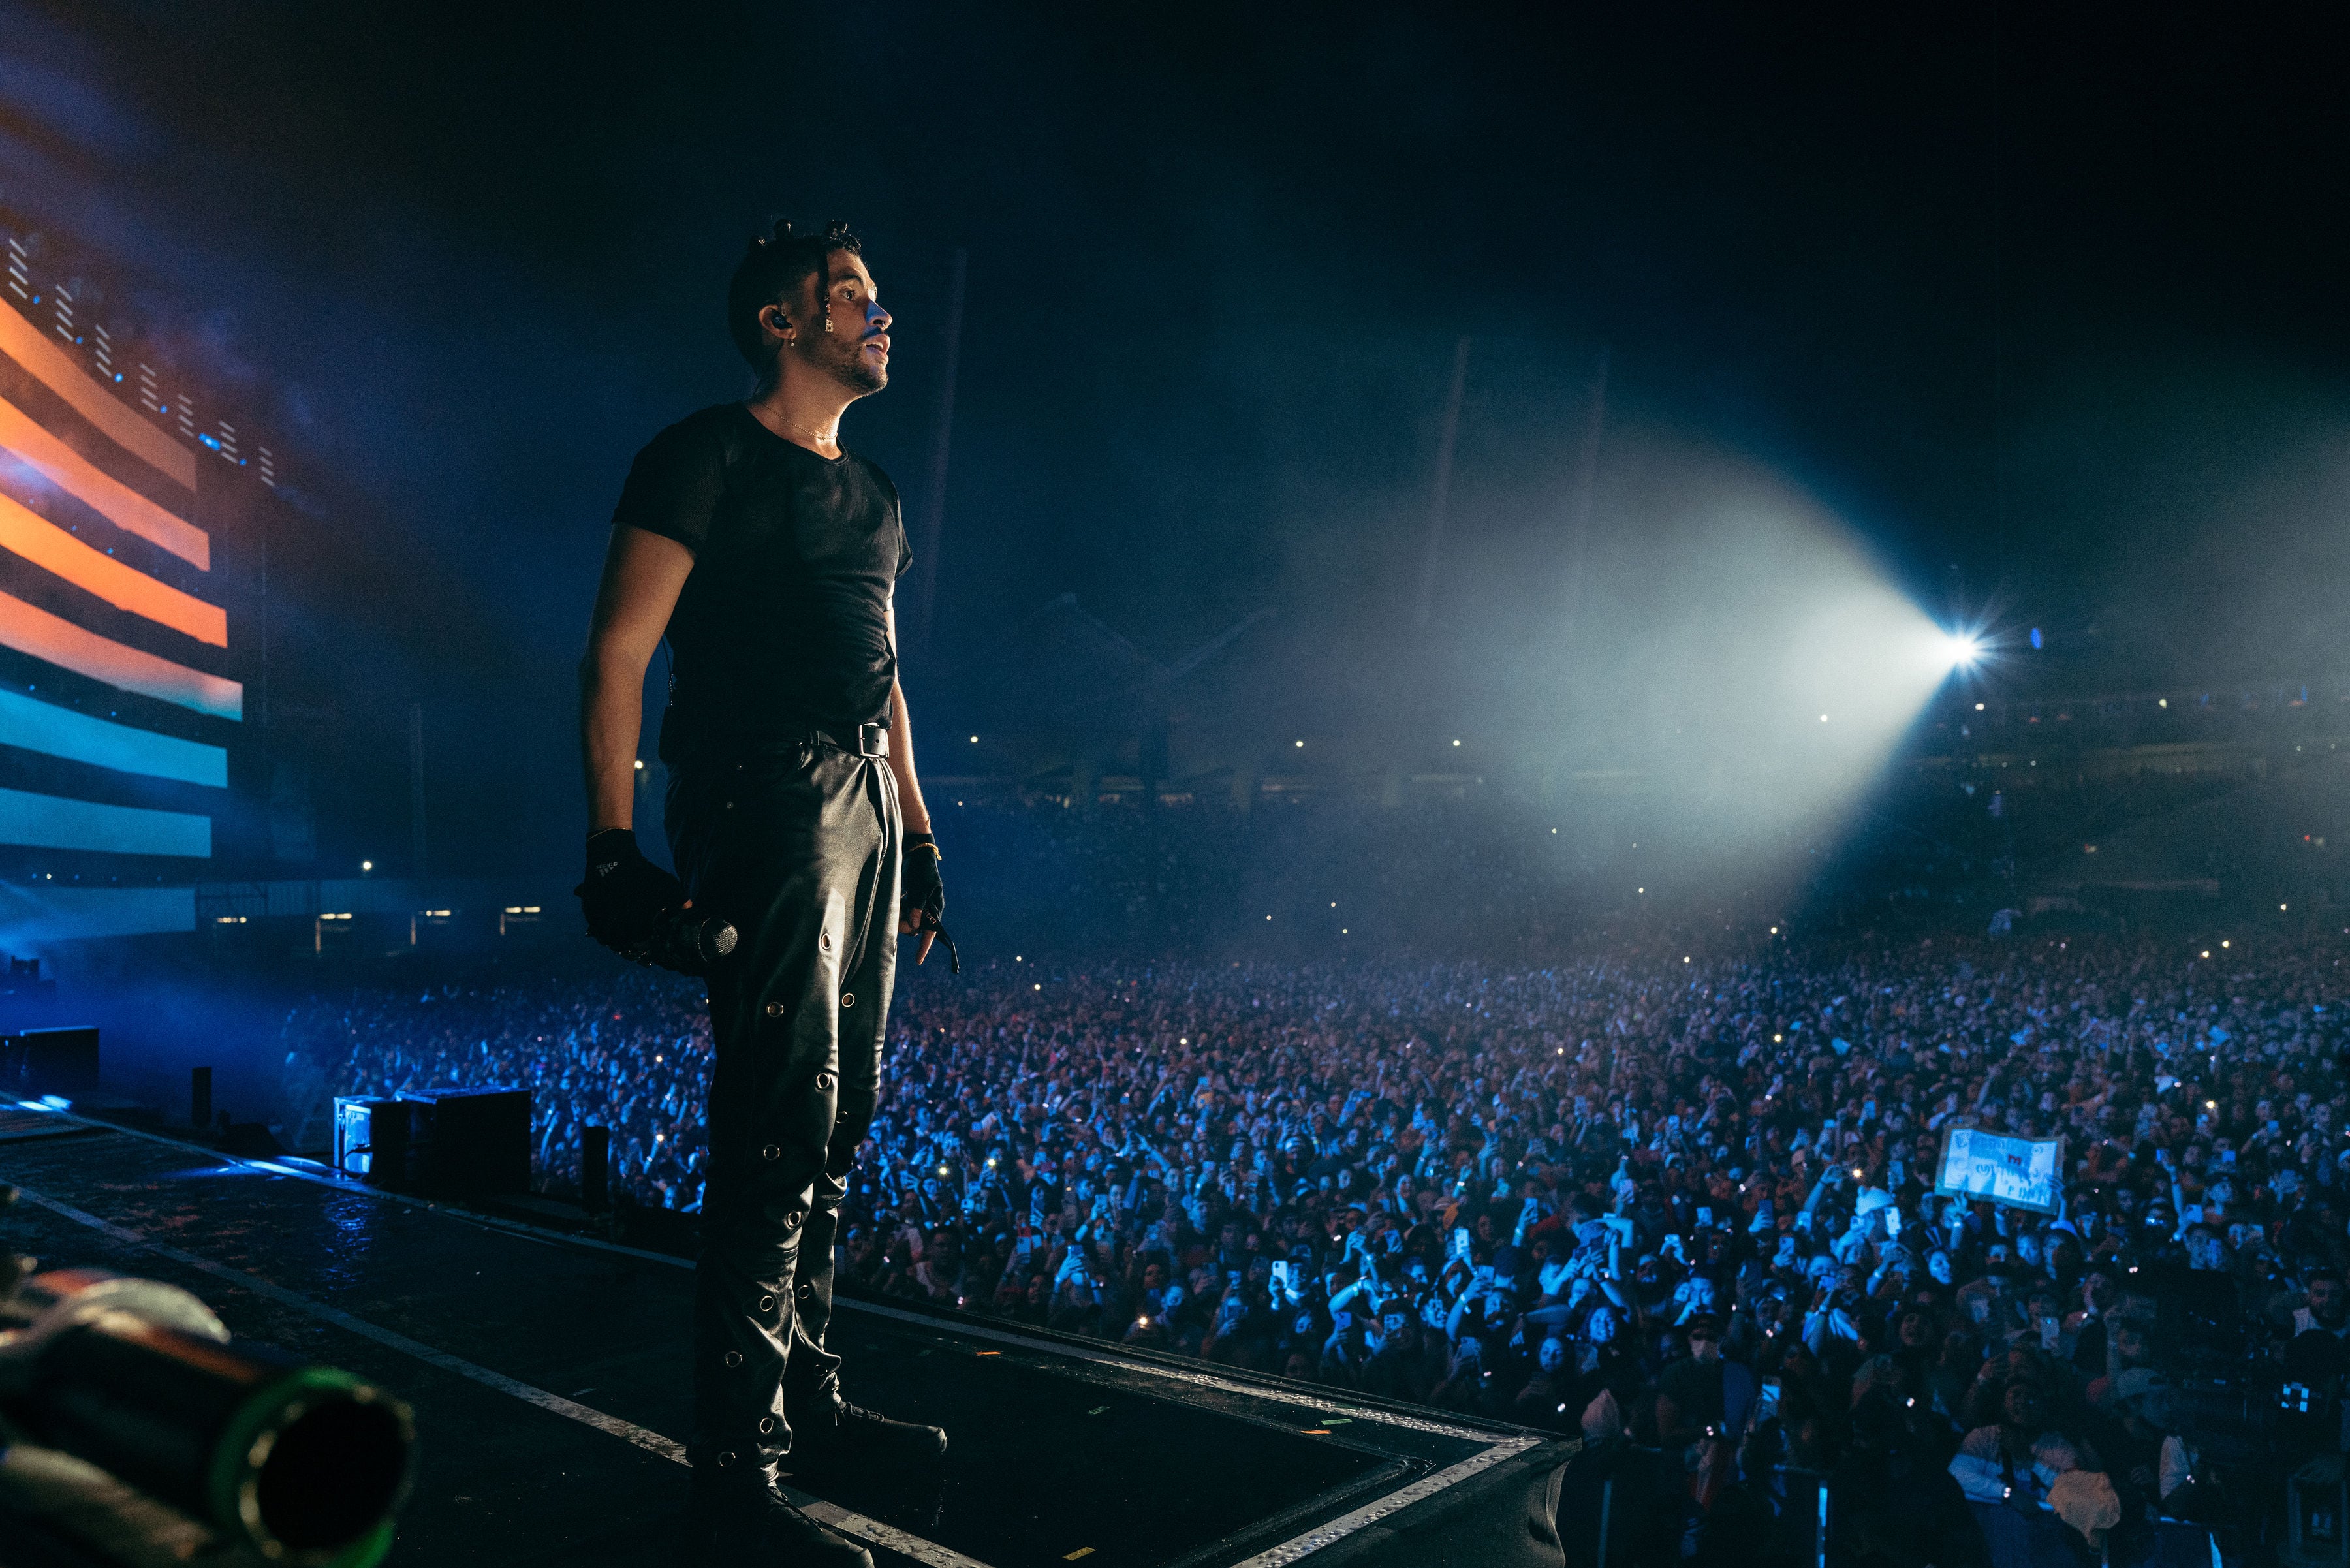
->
xmin=0 ymin=288 xmax=239 ymax=865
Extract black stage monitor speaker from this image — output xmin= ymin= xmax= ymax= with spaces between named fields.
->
xmin=332 ymin=1096 xmax=428 ymax=1191
xmin=1 ymin=1026 xmax=99 ymax=1098
xmin=398 ymin=1086 xmax=529 ymax=1197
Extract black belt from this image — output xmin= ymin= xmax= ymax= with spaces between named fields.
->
xmin=680 ymin=722 xmax=889 ymax=771
xmin=810 ymin=722 xmax=890 ymax=759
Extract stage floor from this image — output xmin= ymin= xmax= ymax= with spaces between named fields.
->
xmin=0 ymin=1106 xmax=1566 ymax=1568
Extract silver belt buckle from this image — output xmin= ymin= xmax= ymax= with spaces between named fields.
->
xmin=858 ymin=723 xmax=888 ymax=759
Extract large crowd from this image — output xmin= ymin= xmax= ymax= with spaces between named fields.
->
xmin=293 ymin=907 xmax=2350 ymax=1563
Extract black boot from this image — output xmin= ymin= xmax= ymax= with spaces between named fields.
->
xmin=685 ymin=1470 xmax=871 ymax=1567
xmin=789 ymin=1390 xmax=948 ymax=1479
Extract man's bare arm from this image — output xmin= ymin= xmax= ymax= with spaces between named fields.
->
xmin=580 ymin=525 xmax=695 ymax=833
xmin=884 ymin=602 xmax=937 ymax=960
xmin=881 ymin=601 xmax=932 ymax=838
xmin=888 ymin=678 xmax=932 ymax=827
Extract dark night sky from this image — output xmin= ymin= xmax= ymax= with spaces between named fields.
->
xmin=3 ymin=1 xmax=2346 ymax=869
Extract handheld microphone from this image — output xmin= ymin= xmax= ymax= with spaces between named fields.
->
xmin=646 ymin=907 xmax=738 ymax=975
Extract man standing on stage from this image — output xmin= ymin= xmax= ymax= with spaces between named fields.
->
xmin=577 ymin=218 xmax=948 ymax=1565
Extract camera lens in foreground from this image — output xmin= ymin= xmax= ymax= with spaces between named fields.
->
xmin=217 ymin=1368 xmax=416 ymax=1565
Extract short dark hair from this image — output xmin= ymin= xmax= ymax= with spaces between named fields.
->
xmin=727 ymin=217 xmax=863 ymax=371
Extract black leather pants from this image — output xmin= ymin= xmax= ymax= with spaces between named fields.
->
xmin=665 ymin=736 xmax=900 ymax=1481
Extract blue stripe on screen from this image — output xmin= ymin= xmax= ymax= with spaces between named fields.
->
xmin=0 ymin=784 xmax=211 ymax=856
xmin=0 ymin=687 xmax=228 ymax=787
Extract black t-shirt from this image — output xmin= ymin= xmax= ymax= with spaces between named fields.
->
xmin=610 ymin=403 xmax=911 ymax=763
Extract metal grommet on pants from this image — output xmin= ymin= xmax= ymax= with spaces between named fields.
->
xmin=759 ymin=1417 xmax=775 ymax=1434
xmin=758 ymin=1294 xmax=776 ymax=1313
xmin=764 ymin=1001 xmax=785 ymax=1018
xmin=796 ymin=1282 xmax=813 ymax=1300
xmin=717 ymin=1451 xmax=736 ymax=1468
xmin=762 ymin=1145 xmax=781 ymax=1160
xmin=784 ymin=1211 xmax=803 ymax=1230
xmin=841 ymin=992 xmax=854 ymax=1009
xmin=815 ymin=1072 xmax=835 ymax=1090
xmin=723 ymin=1351 xmax=744 ymax=1368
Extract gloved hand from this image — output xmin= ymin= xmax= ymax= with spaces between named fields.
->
xmin=901 ymin=832 xmax=959 ymax=972
xmin=576 ymin=828 xmax=684 ymax=964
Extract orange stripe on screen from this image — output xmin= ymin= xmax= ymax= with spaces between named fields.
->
xmin=0 ymin=589 xmax=240 ymax=719
xmin=0 ymin=492 xmax=226 ymax=646
xmin=0 ymin=306 xmax=197 ymax=490
xmin=0 ymin=395 xmax=208 ymax=570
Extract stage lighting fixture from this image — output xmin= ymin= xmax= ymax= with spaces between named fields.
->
xmin=1945 ymin=633 xmax=1981 ymax=668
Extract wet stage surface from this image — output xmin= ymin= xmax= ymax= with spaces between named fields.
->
xmin=0 ymin=1112 xmax=1556 ymax=1568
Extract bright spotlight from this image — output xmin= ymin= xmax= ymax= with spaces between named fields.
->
xmin=1945 ymin=633 xmax=1981 ymax=669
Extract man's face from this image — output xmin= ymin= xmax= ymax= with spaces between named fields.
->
xmin=2186 ymin=1229 xmax=2225 ymax=1270
xmin=2311 ymin=1278 xmax=2346 ymax=1326
xmin=1687 ymin=1325 xmax=1723 ymax=1362
xmin=785 ymin=249 xmax=892 ymax=393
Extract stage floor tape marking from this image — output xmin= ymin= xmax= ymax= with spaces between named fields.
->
xmin=4 ymin=1183 xmax=993 ymax=1568
xmin=1226 ymin=1439 xmax=1536 ymax=1568
xmin=840 ymin=1296 xmax=1528 ymax=1448
xmin=840 ymin=1299 xmax=1548 ymax=1565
